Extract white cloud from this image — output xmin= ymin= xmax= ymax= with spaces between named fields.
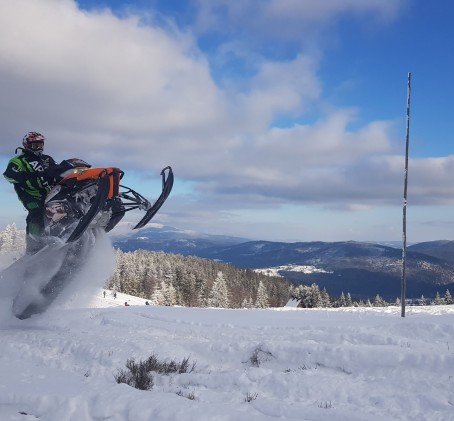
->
xmin=0 ymin=0 xmax=229 ymax=162
xmin=241 ymin=54 xmax=321 ymax=123
xmin=194 ymin=0 xmax=405 ymax=42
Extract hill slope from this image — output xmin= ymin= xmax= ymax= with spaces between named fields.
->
xmin=199 ymin=240 xmax=454 ymax=299
xmin=0 ymin=290 xmax=453 ymax=421
xmin=408 ymin=240 xmax=454 ymax=265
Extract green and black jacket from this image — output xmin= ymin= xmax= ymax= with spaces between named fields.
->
xmin=3 ymin=149 xmax=58 ymax=212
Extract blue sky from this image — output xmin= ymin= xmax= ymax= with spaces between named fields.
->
xmin=1 ymin=0 xmax=454 ymax=243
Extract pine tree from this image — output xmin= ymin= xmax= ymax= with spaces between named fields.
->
xmin=255 ymin=281 xmax=269 ymax=308
xmin=0 ymin=223 xmax=25 ymax=254
xmin=339 ymin=292 xmax=347 ymax=307
xmin=320 ymin=288 xmax=331 ymax=308
xmin=151 ymin=281 xmax=166 ymax=305
xmin=162 ymin=282 xmax=177 ymax=306
xmin=433 ymin=292 xmax=445 ymax=305
xmin=208 ymin=271 xmax=230 ymax=308
xmin=107 ymin=249 xmax=124 ymax=291
xmin=374 ymin=294 xmax=386 ymax=307
xmin=309 ymin=284 xmax=323 ymax=308
xmin=444 ymin=289 xmax=453 ymax=305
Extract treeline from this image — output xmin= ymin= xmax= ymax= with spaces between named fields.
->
xmin=292 ymin=283 xmax=454 ymax=308
xmin=106 ymin=249 xmax=291 ymax=308
xmin=1 ymin=224 xmax=452 ymax=308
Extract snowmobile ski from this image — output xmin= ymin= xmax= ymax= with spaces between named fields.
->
xmin=133 ymin=166 xmax=174 ymax=230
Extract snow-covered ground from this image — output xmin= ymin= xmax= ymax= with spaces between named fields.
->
xmin=0 ymin=290 xmax=453 ymax=420
xmin=255 ymin=264 xmax=332 ymax=277
xmin=0 ymin=234 xmax=453 ymax=420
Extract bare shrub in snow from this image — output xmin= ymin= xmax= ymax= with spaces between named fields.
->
xmin=244 ymin=392 xmax=259 ymax=402
xmin=115 ymin=353 xmax=196 ymax=391
xmin=247 ymin=345 xmax=275 ymax=368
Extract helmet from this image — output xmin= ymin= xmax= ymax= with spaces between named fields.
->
xmin=22 ymin=132 xmax=45 ymax=155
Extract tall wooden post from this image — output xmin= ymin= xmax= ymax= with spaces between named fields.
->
xmin=401 ymin=72 xmax=412 ymax=318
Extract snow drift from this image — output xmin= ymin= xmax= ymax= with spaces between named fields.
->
xmin=0 ymin=292 xmax=453 ymax=420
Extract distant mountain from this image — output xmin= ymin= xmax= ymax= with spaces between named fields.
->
xmin=198 ymin=240 xmax=454 ymax=300
xmin=111 ymin=223 xmax=248 ymax=254
xmin=408 ymin=241 xmax=454 ymax=265
xmin=112 ymin=224 xmax=454 ymax=301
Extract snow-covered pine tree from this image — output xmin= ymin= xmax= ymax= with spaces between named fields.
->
xmin=151 ymin=281 xmax=165 ymax=305
xmin=152 ymin=280 xmax=177 ymax=306
xmin=106 ymin=249 xmax=123 ymax=291
xmin=123 ymin=252 xmax=142 ymax=297
xmin=433 ymin=291 xmax=445 ymax=305
xmin=255 ymin=281 xmax=269 ymax=308
xmin=163 ymin=282 xmax=177 ymax=306
xmin=444 ymin=289 xmax=453 ymax=305
xmin=339 ymin=292 xmax=347 ymax=307
xmin=320 ymin=288 xmax=331 ymax=307
xmin=208 ymin=271 xmax=230 ymax=308
xmin=374 ymin=294 xmax=386 ymax=307
xmin=0 ymin=223 xmax=25 ymax=254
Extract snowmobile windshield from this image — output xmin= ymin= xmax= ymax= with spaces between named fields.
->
xmin=57 ymin=158 xmax=92 ymax=178
xmin=59 ymin=167 xmax=90 ymax=178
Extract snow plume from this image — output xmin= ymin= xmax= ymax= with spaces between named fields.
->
xmin=0 ymin=230 xmax=116 ymax=324
xmin=49 ymin=230 xmax=116 ymax=313
xmin=0 ymin=244 xmax=68 ymax=324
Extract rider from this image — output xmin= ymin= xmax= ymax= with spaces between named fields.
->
xmin=3 ymin=132 xmax=59 ymax=254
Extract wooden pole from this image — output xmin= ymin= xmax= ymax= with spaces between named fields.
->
xmin=401 ymin=72 xmax=412 ymax=318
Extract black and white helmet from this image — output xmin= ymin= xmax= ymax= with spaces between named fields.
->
xmin=23 ymin=132 xmax=45 ymax=155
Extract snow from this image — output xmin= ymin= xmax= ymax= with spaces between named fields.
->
xmin=1 ymin=238 xmax=454 ymax=420
xmin=255 ymin=264 xmax=332 ymax=277
xmin=1 ymin=300 xmax=453 ymax=419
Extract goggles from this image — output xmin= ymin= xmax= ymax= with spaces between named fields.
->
xmin=28 ymin=142 xmax=44 ymax=151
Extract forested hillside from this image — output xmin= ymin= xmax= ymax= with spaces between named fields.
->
xmin=106 ymin=249 xmax=291 ymax=308
xmin=0 ymin=224 xmax=291 ymax=308
xmin=3 ymin=224 xmax=451 ymax=309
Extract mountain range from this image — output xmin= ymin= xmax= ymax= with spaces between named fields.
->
xmin=111 ymin=224 xmax=454 ymax=301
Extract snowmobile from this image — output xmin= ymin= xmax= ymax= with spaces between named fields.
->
xmin=44 ymin=158 xmax=173 ymax=243
xmin=3 ymin=159 xmax=173 ymax=319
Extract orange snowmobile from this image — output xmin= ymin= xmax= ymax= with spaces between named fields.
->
xmin=44 ymin=158 xmax=173 ymax=243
